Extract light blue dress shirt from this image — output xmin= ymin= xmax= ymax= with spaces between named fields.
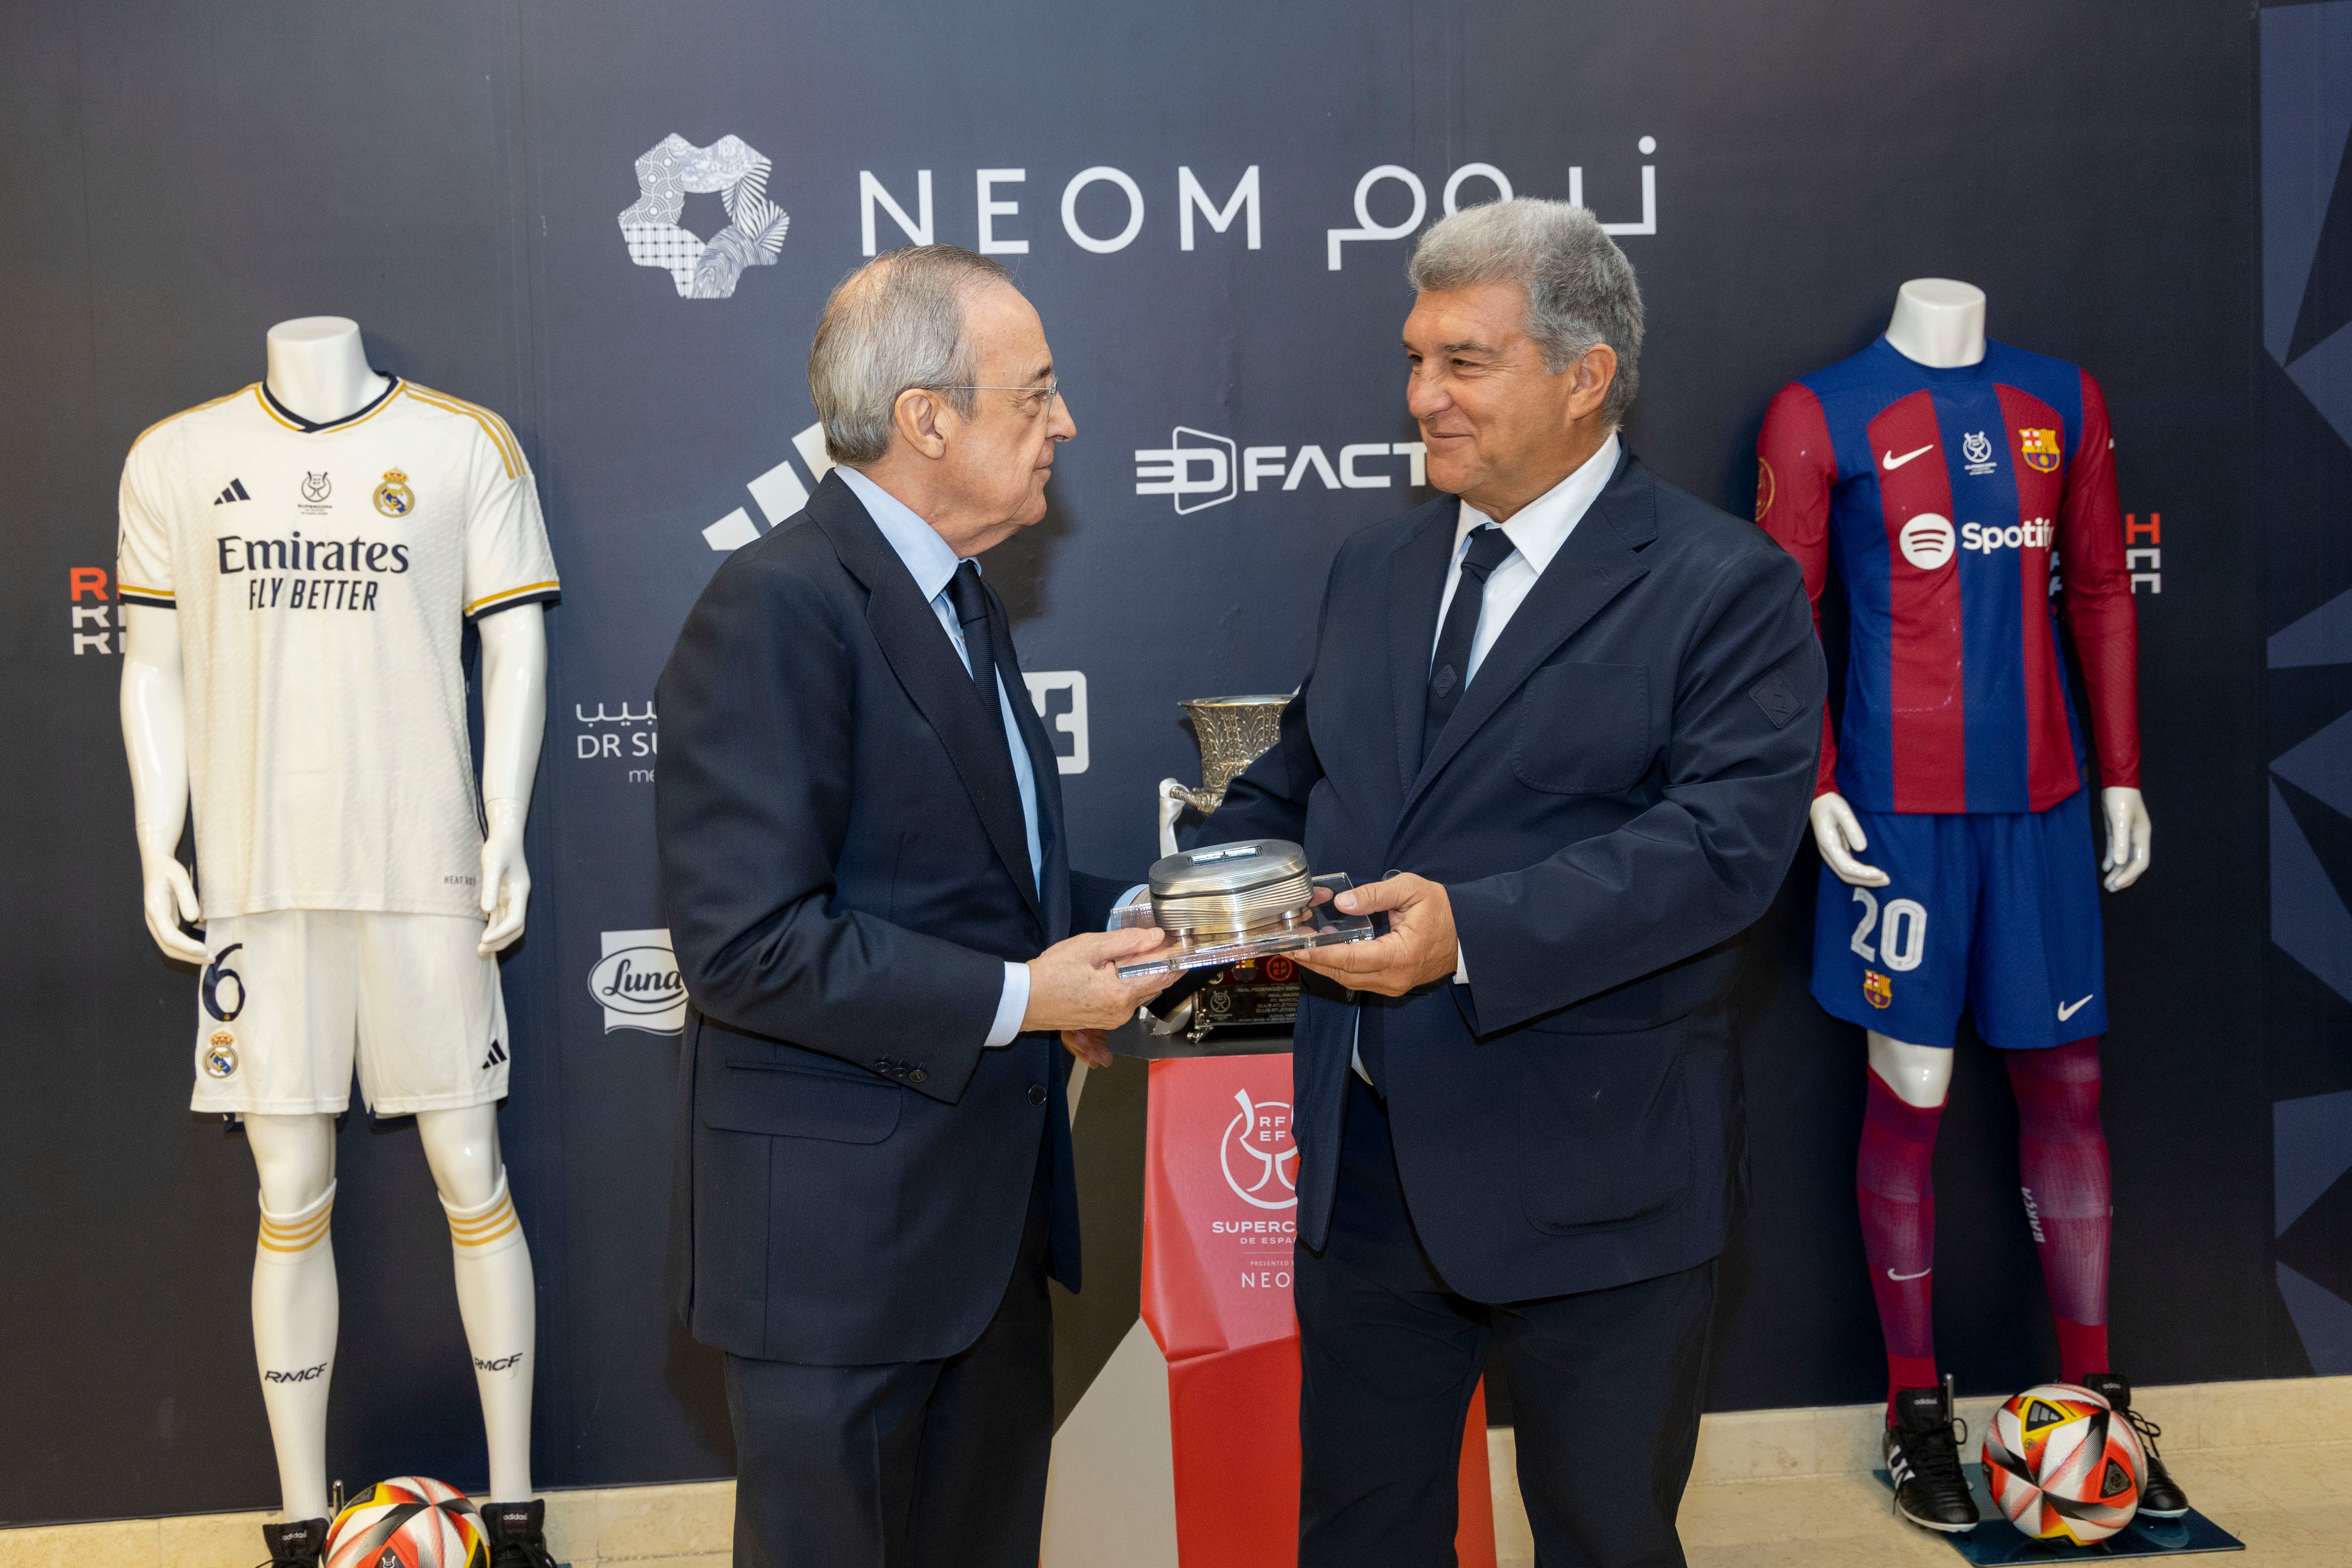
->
xmin=837 ymin=466 xmax=1041 ymax=1048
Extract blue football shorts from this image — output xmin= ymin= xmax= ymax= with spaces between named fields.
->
xmin=1810 ymin=785 xmax=2108 ymax=1051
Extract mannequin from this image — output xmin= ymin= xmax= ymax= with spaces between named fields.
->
xmin=1812 ymin=279 xmax=2152 ymax=1109
xmin=119 ymin=318 xmax=557 ymax=1567
xmin=1756 ymin=281 xmax=2182 ymax=1534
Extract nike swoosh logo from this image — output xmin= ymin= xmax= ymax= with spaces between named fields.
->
xmin=2058 ymin=995 xmax=2094 ymax=1021
xmin=1882 ymin=444 xmax=1934 ymax=470
xmin=1887 ymin=1266 xmax=1931 ymax=1281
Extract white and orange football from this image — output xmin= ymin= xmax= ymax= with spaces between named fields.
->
xmin=1980 ymin=1383 xmax=2146 ymax=1544
xmin=324 ymin=1475 xmax=489 ymax=1568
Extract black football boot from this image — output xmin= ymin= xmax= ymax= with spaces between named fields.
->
xmin=2081 ymin=1372 xmax=2190 ymax=1517
xmin=1885 ymin=1377 xmax=1980 ymax=1532
xmin=483 ymin=1498 xmax=565 ymax=1568
xmin=255 ymin=1517 xmax=329 ymax=1568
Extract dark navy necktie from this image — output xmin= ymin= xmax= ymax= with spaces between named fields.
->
xmin=945 ymin=560 xmax=1009 ymax=734
xmin=1421 ymin=524 xmax=1518 ymax=765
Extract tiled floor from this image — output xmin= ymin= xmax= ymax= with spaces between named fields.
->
xmin=1492 ymin=1438 xmax=2352 ymax=1567
xmin=9 ymin=1381 xmax=2350 ymax=1565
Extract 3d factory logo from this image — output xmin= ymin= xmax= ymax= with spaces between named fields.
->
xmin=619 ymin=134 xmax=790 ymax=299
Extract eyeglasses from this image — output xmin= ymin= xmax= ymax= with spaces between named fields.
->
xmin=931 ymin=379 xmax=1064 ymax=421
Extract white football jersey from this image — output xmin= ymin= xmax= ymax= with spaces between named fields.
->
xmin=118 ymin=378 xmax=559 ymax=920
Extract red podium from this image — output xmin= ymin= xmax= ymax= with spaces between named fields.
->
xmin=1138 ymin=1052 xmax=1497 ymax=1568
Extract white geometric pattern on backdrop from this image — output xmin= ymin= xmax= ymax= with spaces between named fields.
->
xmin=617 ymin=133 xmax=790 ymax=299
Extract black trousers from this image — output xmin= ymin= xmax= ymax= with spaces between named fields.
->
xmin=1297 ymin=1073 xmax=1717 ymax=1568
xmin=724 ymin=1147 xmax=1054 ymax=1568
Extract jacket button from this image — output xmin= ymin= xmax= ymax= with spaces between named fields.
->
xmin=1028 ymin=1084 xmax=1048 ymax=1106
xmin=908 ymin=1069 xmax=926 ymax=1084
xmin=873 ymin=1059 xmax=891 ymax=1072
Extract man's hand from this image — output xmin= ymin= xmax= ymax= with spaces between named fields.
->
xmin=1024 ymin=928 xmax=1174 ymax=1046
xmin=1810 ymin=793 xmax=1888 ymax=887
xmin=1295 ymin=873 xmax=1458 ymax=996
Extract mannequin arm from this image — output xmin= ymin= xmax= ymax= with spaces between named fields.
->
xmin=477 ymin=605 xmax=547 ymax=955
xmin=119 ymin=605 xmax=206 ymax=962
xmin=1810 ymin=791 xmax=1887 ymax=888
xmin=2101 ymin=785 xmax=2150 ymax=892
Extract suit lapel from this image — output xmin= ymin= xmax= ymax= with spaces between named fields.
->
xmin=1385 ymin=498 xmax=1462 ymax=796
xmin=810 ymin=474 xmax=1047 ymax=939
xmin=1402 ymin=454 xmax=1660 ymax=820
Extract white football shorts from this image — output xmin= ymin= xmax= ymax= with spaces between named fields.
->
xmin=191 ymin=910 xmax=510 ymax=1116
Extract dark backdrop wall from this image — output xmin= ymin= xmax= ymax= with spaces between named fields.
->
xmin=1 ymin=0 xmax=2323 ymax=1527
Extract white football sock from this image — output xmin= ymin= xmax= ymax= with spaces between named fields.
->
xmin=253 ymin=1180 xmax=338 ymax=1522
xmin=444 ymin=1167 xmax=536 ymax=1501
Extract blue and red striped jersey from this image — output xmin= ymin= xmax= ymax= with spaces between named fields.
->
xmin=1755 ymin=337 xmax=2139 ymax=814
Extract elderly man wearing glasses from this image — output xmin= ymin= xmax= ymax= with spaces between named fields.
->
xmin=656 ymin=244 xmax=1169 ymax=1568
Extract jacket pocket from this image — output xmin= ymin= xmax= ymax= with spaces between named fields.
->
xmin=1517 ymin=1019 xmax=1690 ymax=1232
xmin=702 ymin=1060 xmax=903 ymax=1144
xmin=1510 ymin=662 xmax=1652 ymax=795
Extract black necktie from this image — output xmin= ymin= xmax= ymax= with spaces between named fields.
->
xmin=945 ymin=560 xmax=1008 ymax=732
xmin=1422 ymin=525 xmax=1518 ymax=764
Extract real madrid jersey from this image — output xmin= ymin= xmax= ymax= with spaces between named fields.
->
xmin=117 ymin=378 xmax=559 ymax=919
xmin=1754 ymin=338 xmax=2139 ymax=815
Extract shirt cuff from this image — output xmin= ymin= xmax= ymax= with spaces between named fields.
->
xmin=1454 ymin=943 xmax=1469 ymax=987
xmin=986 ymin=961 xmax=1030 ymax=1048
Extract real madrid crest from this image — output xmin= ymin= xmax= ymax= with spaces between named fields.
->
xmin=373 ymin=468 xmax=416 ymax=517
xmin=204 ymin=1031 xmax=239 ymax=1077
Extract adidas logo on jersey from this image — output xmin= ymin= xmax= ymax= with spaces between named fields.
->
xmin=482 ymin=1039 xmax=508 ymax=1070
xmin=213 ymin=478 xmax=251 ymax=505
xmin=1962 ymin=517 xmax=2054 ymax=555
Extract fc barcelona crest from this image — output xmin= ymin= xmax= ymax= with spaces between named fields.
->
xmin=2018 ymin=427 xmax=2062 ymax=474
xmin=1754 ymin=457 xmax=1776 ymax=522
xmin=1863 ymin=970 xmax=1893 ymax=1010
xmin=373 ymin=468 xmax=415 ymax=517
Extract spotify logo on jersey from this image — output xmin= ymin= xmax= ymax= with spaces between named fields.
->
xmin=1899 ymin=513 xmax=1955 ymax=570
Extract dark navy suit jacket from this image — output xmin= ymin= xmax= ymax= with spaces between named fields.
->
xmin=1204 ymin=453 xmax=1825 ymax=1303
xmin=656 ymin=472 xmax=1123 ymax=1365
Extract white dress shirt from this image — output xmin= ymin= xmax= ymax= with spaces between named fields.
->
xmin=837 ymin=466 xmax=1041 ymax=1049
xmin=1353 ymin=433 xmax=1621 ymax=1081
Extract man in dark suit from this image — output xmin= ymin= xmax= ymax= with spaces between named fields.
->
xmin=655 ymin=245 xmax=1168 ymax=1568
xmin=1199 ymin=201 xmax=1826 ymax=1566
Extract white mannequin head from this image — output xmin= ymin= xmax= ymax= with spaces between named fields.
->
xmin=1884 ymin=279 xmax=1986 ymax=369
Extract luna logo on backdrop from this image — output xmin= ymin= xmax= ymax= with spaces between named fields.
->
xmin=619 ymin=135 xmax=1663 ymax=299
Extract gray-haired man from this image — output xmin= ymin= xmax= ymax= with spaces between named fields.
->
xmin=656 ymin=246 xmax=1168 ymax=1567
xmin=1197 ymin=199 xmax=1824 ymax=1565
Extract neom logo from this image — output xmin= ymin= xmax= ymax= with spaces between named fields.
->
xmin=588 ymin=948 xmax=685 ymax=1015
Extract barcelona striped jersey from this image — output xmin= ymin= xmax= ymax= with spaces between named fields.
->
xmin=1755 ymin=338 xmax=2139 ymax=814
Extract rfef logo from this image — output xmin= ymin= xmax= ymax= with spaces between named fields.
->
xmin=1220 ymin=1088 xmax=1298 ymax=1210
xmin=589 ymin=929 xmax=688 ymax=1035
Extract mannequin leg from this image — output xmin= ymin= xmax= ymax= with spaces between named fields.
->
xmin=416 ymin=1105 xmax=536 ymax=1502
xmin=245 ymin=1113 xmax=341 ymax=1523
xmin=2002 ymin=1037 xmax=2111 ymax=1385
xmin=1859 ymin=1033 xmax=1953 ymax=1421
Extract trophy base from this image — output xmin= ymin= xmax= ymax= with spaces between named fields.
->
xmin=1113 ymin=873 xmax=1375 ymax=978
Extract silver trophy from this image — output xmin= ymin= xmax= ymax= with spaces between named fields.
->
xmin=1156 ymin=693 xmax=1292 ymax=855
